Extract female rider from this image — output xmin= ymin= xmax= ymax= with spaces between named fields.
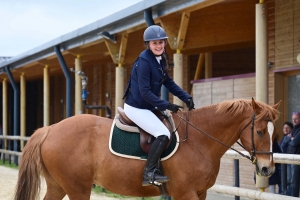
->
xmin=123 ymin=25 xmax=194 ymax=186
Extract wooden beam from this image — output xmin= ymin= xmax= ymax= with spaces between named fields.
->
xmin=159 ymin=19 xmax=181 ymax=50
xmin=177 ymin=12 xmax=190 ymax=50
xmin=104 ymin=39 xmax=119 ymax=64
xmin=122 ymin=29 xmax=145 ymax=63
xmin=118 ymin=32 xmax=128 ymax=64
xmin=191 ymin=53 xmax=205 ymax=95
xmin=194 ymin=53 xmax=205 ymax=81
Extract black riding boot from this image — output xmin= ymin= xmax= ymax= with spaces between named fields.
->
xmin=142 ymin=135 xmax=170 ymax=186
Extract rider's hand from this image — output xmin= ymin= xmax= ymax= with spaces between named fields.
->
xmin=167 ymin=103 xmax=183 ymax=113
xmin=185 ymin=98 xmax=195 ymax=111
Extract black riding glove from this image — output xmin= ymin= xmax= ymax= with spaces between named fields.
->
xmin=185 ymin=98 xmax=195 ymax=111
xmin=167 ymin=103 xmax=183 ymax=113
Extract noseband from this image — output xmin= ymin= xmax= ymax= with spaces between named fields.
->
xmin=175 ymin=112 xmax=274 ymax=165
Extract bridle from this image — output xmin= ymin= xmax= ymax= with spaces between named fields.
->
xmin=174 ymin=111 xmax=274 ymax=165
xmin=236 ymin=113 xmax=273 ymax=164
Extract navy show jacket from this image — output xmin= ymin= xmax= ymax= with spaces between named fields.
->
xmin=124 ymin=49 xmax=191 ymax=111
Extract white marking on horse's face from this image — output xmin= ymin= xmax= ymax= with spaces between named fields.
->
xmin=267 ymin=122 xmax=274 ymax=162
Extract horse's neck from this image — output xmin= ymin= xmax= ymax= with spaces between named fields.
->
xmin=173 ymin=109 xmax=248 ymax=159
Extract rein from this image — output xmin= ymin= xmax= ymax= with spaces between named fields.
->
xmin=174 ymin=111 xmax=273 ymax=164
xmin=172 ymin=110 xmax=188 ymax=142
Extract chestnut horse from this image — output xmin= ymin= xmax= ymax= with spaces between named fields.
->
xmin=14 ymin=98 xmax=280 ymax=200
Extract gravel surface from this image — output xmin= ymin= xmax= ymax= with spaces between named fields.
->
xmin=0 ymin=166 xmax=130 ymax=200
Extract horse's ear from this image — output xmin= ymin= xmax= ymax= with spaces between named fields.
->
xmin=272 ymin=100 xmax=282 ymax=110
xmin=251 ymin=97 xmax=262 ymax=113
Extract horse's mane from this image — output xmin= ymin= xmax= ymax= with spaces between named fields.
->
xmin=215 ymin=99 xmax=280 ymax=121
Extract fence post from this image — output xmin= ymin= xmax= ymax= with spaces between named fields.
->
xmin=281 ymin=164 xmax=287 ymax=194
xmin=234 ymin=159 xmax=240 ymax=200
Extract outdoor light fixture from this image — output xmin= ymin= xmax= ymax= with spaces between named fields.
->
xmin=268 ymin=62 xmax=274 ymax=69
xmin=98 ymin=31 xmax=116 ymax=43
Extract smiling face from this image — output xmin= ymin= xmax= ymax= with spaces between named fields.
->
xmin=148 ymin=39 xmax=166 ymax=56
xmin=292 ymin=113 xmax=300 ymax=126
xmin=283 ymin=124 xmax=292 ymax=135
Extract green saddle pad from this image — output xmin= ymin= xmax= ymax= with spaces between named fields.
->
xmin=110 ymin=124 xmax=179 ymax=160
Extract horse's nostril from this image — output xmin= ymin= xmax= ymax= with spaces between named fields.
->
xmin=262 ymin=167 xmax=269 ymax=175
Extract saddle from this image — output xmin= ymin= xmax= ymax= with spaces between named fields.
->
xmin=117 ymin=107 xmax=173 ymax=153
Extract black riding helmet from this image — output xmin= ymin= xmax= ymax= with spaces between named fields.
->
xmin=143 ymin=25 xmax=168 ymax=41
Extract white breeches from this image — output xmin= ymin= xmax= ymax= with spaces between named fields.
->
xmin=124 ymin=103 xmax=170 ymax=139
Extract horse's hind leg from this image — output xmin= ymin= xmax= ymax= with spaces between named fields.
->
xmin=43 ymin=168 xmax=92 ymax=200
xmin=59 ymin=179 xmax=93 ymax=200
xmin=43 ymin=168 xmax=66 ymax=200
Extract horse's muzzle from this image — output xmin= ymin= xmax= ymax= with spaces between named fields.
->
xmin=256 ymin=164 xmax=275 ymax=177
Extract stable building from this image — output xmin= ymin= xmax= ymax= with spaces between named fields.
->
xmin=0 ymin=0 xmax=299 ymax=192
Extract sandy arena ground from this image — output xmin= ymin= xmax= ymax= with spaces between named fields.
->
xmin=0 ymin=165 xmax=246 ymax=200
xmin=0 ymin=166 xmax=128 ymax=200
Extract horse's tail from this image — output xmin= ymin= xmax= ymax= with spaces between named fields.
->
xmin=13 ymin=126 xmax=50 ymax=200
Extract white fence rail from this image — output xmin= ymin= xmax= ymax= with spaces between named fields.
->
xmin=223 ymin=150 xmax=300 ymax=165
xmin=209 ymin=185 xmax=299 ymax=200
xmin=0 ymin=135 xmax=30 ymax=157
xmin=0 ymin=135 xmax=30 ymax=141
xmin=0 ymin=149 xmax=22 ymax=156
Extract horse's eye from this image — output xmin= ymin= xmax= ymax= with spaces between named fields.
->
xmin=257 ymin=131 xmax=263 ymax=137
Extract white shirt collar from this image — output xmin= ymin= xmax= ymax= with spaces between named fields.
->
xmin=156 ymin=56 xmax=162 ymax=63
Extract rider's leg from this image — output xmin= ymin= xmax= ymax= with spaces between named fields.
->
xmin=142 ymin=135 xmax=169 ymax=186
xmin=124 ymin=104 xmax=171 ymax=186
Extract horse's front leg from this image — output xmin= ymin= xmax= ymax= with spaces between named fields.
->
xmin=198 ymin=191 xmax=207 ymax=200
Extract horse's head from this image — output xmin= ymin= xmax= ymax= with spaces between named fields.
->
xmin=239 ymin=98 xmax=281 ymax=177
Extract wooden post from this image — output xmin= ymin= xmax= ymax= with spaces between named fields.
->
xmin=115 ymin=63 xmax=124 ymax=113
xmin=255 ymin=1 xmax=268 ymax=192
xmin=205 ymin=52 xmax=212 ymax=78
xmin=255 ymin=2 xmax=268 ymax=103
xmin=75 ymin=55 xmax=83 ymax=115
xmin=173 ymin=49 xmax=183 ymax=106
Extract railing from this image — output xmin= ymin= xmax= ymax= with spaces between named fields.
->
xmin=207 ymin=150 xmax=300 ymax=200
xmin=224 ymin=150 xmax=300 ymax=164
xmin=0 ymin=135 xmax=30 ymax=159
xmin=209 ymin=185 xmax=299 ymax=200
